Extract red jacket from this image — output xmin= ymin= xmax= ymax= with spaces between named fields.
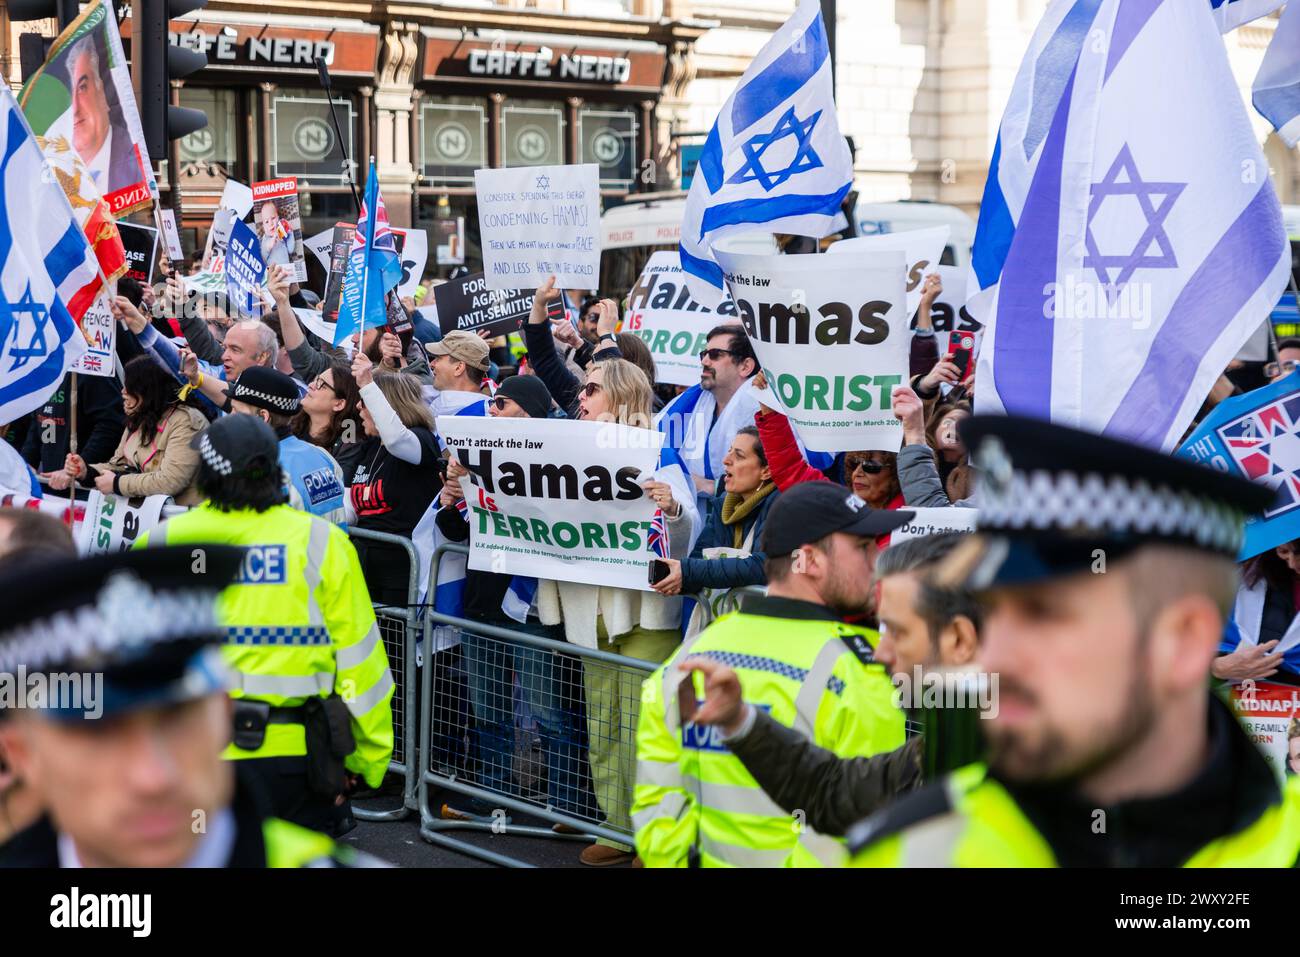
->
xmin=755 ymin=408 xmax=905 ymax=548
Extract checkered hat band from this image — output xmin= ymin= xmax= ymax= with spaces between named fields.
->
xmin=0 ymin=586 xmax=219 ymax=675
xmin=232 ymin=384 xmax=299 ymax=413
xmin=979 ymin=468 xmax=1245 ymax=555
xmin=198 ymin=433 xmax=234 ymax=476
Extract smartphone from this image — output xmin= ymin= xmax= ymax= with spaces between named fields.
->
xmin=676 ymin=674 xmax=700 ymax=727
xmin=948 ymin=331 xmax=976 ymax=379
xmin=648 ymin=558 xmax=672 ymax=586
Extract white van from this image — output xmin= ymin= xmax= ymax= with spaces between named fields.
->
xmin=600 ymin=193 xmax=976 ymax=294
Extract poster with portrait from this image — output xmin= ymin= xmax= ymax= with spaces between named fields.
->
xmin=201 ymin=179 xmax=254 ymax=273
xmin=18 ymin=0 xmax=158 ymax=216
xmin=250 ymin=176 xmax=307 ymax=284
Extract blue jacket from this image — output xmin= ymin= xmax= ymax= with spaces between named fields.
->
xmin=679 ymin=485 xmax=778 ymax=594
xmin=279 ymin=434 xmax=347 ymax=524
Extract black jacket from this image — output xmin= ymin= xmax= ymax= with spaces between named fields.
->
xmin=21 ymin=372 xmax=125 ymax=474
xmin=728 ymin=710 xmax=923 ymax=836
xmin=435 ymin=501 xmax=521 ymax=626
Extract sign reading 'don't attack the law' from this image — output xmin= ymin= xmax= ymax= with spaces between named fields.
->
xmin=438 ymin=416 xmax=664 ymax=591
xmin=624 ymin=251 xmax=741 ymax=387
xmin=475 ymin=164 xmax=601 ymax=290
xmin=713 ymin=247 xmax=908 ymax=454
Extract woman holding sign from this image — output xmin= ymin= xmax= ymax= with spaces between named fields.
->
xmin=535 ymin=277 xmax=701 ymax=866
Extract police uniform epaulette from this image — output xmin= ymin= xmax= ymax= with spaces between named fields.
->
xmin=845 ymin=778 xmax=953 ymax=855
xmin=835 ymin=626 xmax=876 ymax=667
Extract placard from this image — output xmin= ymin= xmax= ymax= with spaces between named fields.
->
xmin=157 ymin=207 xmax=184 ymax=259
xmin=226 ymin=218 xmax=266 ymax=319
xmin=434 ymin=271 xmax=533 ymax=339
xmin=201 ymin=179 xmax=254 ymax=272
xmin=1229 ymin=680 xmax=1300 ymax=784
xmin=889 ymin=507 xmax=979 ymax=544
xmin=714 ymin=247 xmax=909 ymax=453
xmin=68 ymin=295 xmax=115 ymax=378
xmin=74 ymin=490 xmax=172 ymax=555
xmin=250 ymin=176 xmax=307 ymax=283
xmin=829 ymin=226 xmax=950 ymax=318
xmin=624 ymin=251 xmax=741 ymax=387
xmin=475 ymin=164 xmax=601 ymax=290
xmin=439 ymin=416 xmax=664 ymax=590
xmin=117 ymin=221 xmax=159 ymax=287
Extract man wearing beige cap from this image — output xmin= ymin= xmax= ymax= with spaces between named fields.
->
xmin=426 ymin=330 xmax=492 ymax=417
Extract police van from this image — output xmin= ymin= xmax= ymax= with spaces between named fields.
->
xmin=599 ymin=192 xmax=976 ymax=297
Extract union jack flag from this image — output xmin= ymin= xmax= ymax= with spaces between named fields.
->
xmin=1216 ymin=392 xmax=1300 ymax=520
xmin=648 ymin=508 xmax=669 ymax=558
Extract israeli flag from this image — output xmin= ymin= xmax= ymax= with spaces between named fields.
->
xmin=679 ymin=0 xmax=853 ymax=305
xmin=1253 ymin=1 xmax=1300 ymax=148
xmin=970 ymin=0 xmax=1291 ymax=451
xmin=0 ymin=92 xmax=92 ymax=425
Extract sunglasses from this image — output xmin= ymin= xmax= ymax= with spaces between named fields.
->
xmin=1265 ymin=359 xmax=1300 ymax=378
xmin=845 ymin=457 xmax=888 ymax=475
xmin=700 ymin=348 xmax=738 ymax=363
xmin=581 ymin=381 xmax=603 ymax=398
xmin=489 ymin=396 xmax=514 ymax=412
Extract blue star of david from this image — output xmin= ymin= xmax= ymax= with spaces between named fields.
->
xmin=727 ymin=107 xmax=824 ymax=192
xmin=535 ymin=174 xmax=551 ymax=190
xmin=1083 ymin=144 xmax=1186 ymax=293
xmin=4 ymin=284 xmax=51 ymax=373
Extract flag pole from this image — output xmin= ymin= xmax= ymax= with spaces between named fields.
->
xmin=316 ymin=55 xmax=362 ymax=216
xmin=360 ymin=156 xmax=375 ymax=336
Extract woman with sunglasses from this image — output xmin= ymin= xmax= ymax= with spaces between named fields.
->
xmin=293 ymin=363 xmax=365 ymax=484
xmin=523 ymin=276 xmax=625 ymax=418
xmin=752 ymin=373 xmax=906 ymax=545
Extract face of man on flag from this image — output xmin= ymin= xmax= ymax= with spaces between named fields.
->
xmin=69 ymin=42 xmax=110 ymax=165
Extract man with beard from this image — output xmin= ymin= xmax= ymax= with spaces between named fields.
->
xmin=848 ymin=415 xmax=1300 ymax=867
xmin=634 ymin=482 xmax=913 ymax=867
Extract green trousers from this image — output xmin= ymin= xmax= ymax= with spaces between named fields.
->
xmin=584 ymin=620 xmax=681 ymax=850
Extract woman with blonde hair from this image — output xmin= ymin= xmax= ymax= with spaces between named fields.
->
xmin=533 ymin=280 xmax=700 ymax=866
xmin=348 ymin=354 xmax=440 ymax=605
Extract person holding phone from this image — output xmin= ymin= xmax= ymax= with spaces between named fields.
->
xmin=633 ymin=482 xmax=912 ymax=868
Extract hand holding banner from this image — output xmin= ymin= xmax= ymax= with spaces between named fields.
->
xmin=438 ymin=416 xmax=665 ymax=590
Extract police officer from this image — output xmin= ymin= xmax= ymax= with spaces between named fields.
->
xmin=227 ymin=366 xmax=348 ymax=524
xmin=136 ymin=415 xmax=394 ymax=837
xmin=633 ymin=482 xmax=913 ymax=867
xmin=0 ymin=546 xmax=383 ymax=867
xmin=849 ymin=415 xmax=1300 ymax=867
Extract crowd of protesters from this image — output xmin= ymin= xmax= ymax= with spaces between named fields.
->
xmin=3 ymin=239 xmax=1299 ymax=870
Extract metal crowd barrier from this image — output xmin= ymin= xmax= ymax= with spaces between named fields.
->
xmin=416 ymin=543 xmax=662 ymax=868
xmin=347 ymin=527 xmax=422 ymax=824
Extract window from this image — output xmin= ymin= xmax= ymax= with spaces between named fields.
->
xmin=502 ymin=99 xmax=565 ymax=167
xmin=578 ymin=106 xmax=638 ymax=189
xmin=178 ymin=87 xmax=244 ymax=186
xmin=270 ymin=89 xmax=356 ymax=185
xmin=421 ymin=98 xmax=488 ymax=186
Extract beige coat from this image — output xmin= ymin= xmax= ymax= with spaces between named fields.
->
xmin=93 ymin=404 xmax=208 ymax=506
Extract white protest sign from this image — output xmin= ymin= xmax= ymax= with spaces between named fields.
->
xmin=304 ymin=227 xmax=335 ymax=272
xmin=69 ymin=295 xmax=115 ymax=378
xmin=157 ymin=208 xmax=184 ymax=259
xmin=829 ymin=226 xmax=950 ymax=318
xmin=889 ymin=507 xmax=979 ymax=545
xmin=75 ymin=491 xmax=172 ymax=555
xmin=624 ymin=251 xmax=741 ymax=387
xmin=438 ymin=416 xmax=664 ymax=590
xmin=475 ymin=164 xmax=601 ymax=291
xmin=714 ymin=248 xmax=909 ymax=453
xmin=395 ymin=229 xmax=428 ymax=299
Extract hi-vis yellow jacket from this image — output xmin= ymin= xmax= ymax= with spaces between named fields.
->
xmin=633 ymin=595 xmax=905 ymax=867
xmin=137 ymin=503 xmax=394 ymax=788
